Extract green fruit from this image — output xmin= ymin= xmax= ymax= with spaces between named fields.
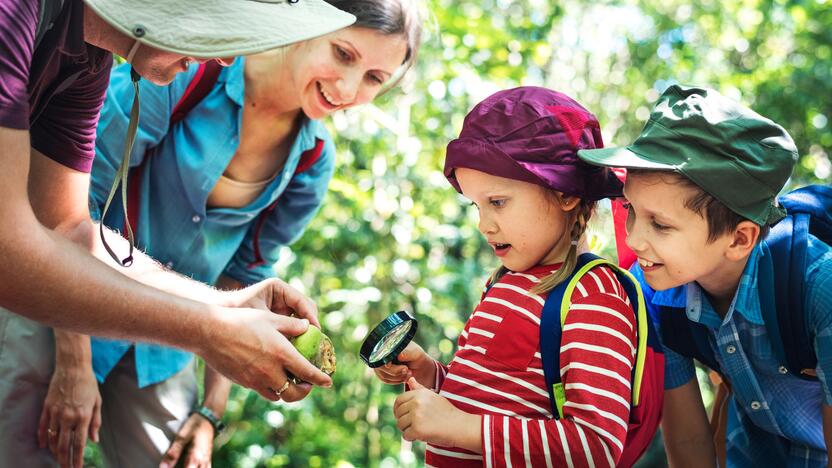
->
xmin=291 ymin=326 xmax=336 ymax=377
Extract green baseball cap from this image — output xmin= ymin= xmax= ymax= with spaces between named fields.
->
xmin=578 ymin=85 xmax=798 ymax=225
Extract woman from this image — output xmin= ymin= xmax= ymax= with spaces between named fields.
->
xmin=38 ymin=1 xmax=423 ymax=466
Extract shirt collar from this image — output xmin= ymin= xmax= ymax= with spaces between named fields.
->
xmin=649 ymin=244 xmax=764 ymax=325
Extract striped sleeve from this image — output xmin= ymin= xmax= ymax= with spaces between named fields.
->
xmin=482 ymin=267 xmax=638 ymax=468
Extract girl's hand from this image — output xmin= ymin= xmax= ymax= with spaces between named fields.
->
xmin=373 ymin=342 xmax=436 ymax=388
xmin=159 ymin=413 xmax=215 ymax=468
xmin=393 ymin=378 xmax=481 ymax=449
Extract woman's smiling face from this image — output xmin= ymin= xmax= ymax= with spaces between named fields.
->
xmin=285 ymin=27 xmax=408 ymax=119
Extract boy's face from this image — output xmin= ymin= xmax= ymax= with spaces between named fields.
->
xmin=455 ymin=168 xmax=575 ymax=272
xmin=622 ymin=172 xmax=736 ymax=291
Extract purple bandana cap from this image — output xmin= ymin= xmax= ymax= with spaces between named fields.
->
xmin=444 ymin=86 xmax=623 ymax=200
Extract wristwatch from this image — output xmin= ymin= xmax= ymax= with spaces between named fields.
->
xmin=191 ymin=406 xmax=226 ymax=436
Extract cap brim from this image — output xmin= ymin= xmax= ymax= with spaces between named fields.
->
xmin=85 ymin=0 xmax=356 ymax=58
xmin=578 ymin=146 xmax=677 ymax=171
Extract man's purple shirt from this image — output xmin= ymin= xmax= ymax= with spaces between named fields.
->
xmin=0 ymin=0 xmax=112 ymax=173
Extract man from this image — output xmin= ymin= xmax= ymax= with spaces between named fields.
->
xmin=0 ymin=0 xmax=353 ymax=465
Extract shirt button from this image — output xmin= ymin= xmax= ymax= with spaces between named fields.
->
xmin=778 ymin=366 xmax=788 ymax=374
xmin=750 ymin=401 xmax=762 ymax=410
xmin=192 ymin=215 xmax=201 ymax=223
xmin=726 ymin=345 xmax=737 ymax=354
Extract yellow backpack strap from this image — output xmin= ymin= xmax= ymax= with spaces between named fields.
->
xmin=558 ymin=259 xmax=648 ymax=406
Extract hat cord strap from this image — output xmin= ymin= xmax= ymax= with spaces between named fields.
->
xmin=98 ymin=68 xmax=141 ymax=267
xmin=126 ymin=40 xmax=141 ymax=64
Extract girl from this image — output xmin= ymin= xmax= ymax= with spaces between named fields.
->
xmin=40 ymin=1 xmax=423 ymax=467
xmin=375 ymin=87 xmax=662 ymax=467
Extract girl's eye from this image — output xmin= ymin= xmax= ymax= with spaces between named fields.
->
xmin=489 ymin=199 xmax=506 ymax=208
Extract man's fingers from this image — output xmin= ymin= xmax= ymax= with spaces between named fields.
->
xmin=277 ymin=382 xmax=312 ymax=403
xmin=282 ymin=350 xmax=332 ymax=387
xmin=271 ymin=281 xmax=318 ymax=325
xmin=273 ymin=316 xmax=310 ymax=338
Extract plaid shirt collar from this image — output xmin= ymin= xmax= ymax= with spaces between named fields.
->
xmin=650 ymin=243 xmax=765 ymax=325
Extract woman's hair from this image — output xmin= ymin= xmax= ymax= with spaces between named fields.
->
xmin=325 ymin=0 xmax=423 ymax=86
xmin=488 ymin=194 xmax=597 ymax=295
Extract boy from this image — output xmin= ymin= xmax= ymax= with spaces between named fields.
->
xmin=578 ymin=85 xmax=832 ymax=467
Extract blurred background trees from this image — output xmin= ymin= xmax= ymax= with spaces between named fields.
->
xmin=166 ymin=0 xmax=832 ymax=466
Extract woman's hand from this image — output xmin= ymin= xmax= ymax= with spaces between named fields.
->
xmin=159 ymin=413 xmax=215 ymax=468
xmin=37 ymin=343 xmax=102 ymax=468
xmin=373 ymin=341 xmax=436 ymax=388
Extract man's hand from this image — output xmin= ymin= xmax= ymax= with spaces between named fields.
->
xmin=374 ymin=341 xmax=436 ymax=388
xmin=200 ymin=305 xmax=332 ymax=402
xmin=159 ymin=413 xmax=215 ymax=468
xmin=219 ymin=278 xmax=320 ymax=327
xmin=393 ymin=378 xmax=480 ymax=449
xmin=37 ymin=346 xmax=102 ymax=468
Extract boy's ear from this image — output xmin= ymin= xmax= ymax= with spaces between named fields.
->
xmin=725 ymin=220 xmax=760 ymax=261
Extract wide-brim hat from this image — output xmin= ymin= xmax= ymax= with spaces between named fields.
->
xmin=84 ymin=0 xmax=356 ymax=58
xmin=445 ymin=86 xmax=623 ymax=201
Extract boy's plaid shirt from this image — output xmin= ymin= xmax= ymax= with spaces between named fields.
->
xmin=656 ymin=236 xmax=832 ymax=467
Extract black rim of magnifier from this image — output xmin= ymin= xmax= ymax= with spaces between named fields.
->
xmin=360 ymin=310 xmax=418 ymax=368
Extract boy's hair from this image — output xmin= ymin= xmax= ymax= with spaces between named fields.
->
xmin=629 ymin=168 xmax=769 ymax=242
xmin=490 ymin=196 xmax=597 ymax=294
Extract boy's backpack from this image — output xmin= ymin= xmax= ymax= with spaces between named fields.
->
xmin=659 ymin=184 xmax=832 ymax=381
xmin=540 ymin=253 xmax=664 ymax=468
xmin=115 ymin=61 xmax=326 ymax=269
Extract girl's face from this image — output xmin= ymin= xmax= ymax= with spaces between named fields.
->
xmin=285 ymin=27 xmax=408 ymax=119
xmin=455 ymin=168 xmax=576 ymax=272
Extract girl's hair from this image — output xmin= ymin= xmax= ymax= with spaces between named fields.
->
xmin=325 ymin=0 xmax=423 ymax=87
xmin=488 ymin=196 xmax=597 ymax=295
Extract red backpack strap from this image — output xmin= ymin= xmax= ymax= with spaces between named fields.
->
xmin=121 ymin=62 xmax=223 ymax=239
xmin=169 ymin=61 xmax=223 ymax=127
xmin=610 ymin=168 xmax=637 ymax=269
xmin=247 ymin=138 xmax=326 ymax=268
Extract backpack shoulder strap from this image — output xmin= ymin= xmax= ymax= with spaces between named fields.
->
xmin=659 ymin=303 xmax=721 ymax=374
xmin=35 ymin=0 xmax=65 ymax=50
xmin=540 ymin=253 xmax=650 ymax=418
xmin=169 ymin=61 xmax=223 ymax=127
xmin=121 ymin=62 xmax=222 ymax=240
xmin=763 ymin=216 xmax=818 ymax=380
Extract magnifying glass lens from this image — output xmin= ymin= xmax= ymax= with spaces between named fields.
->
xmin=369 ymin=321 xmax=413 ymax=362
xmin=360 ymin=311 xmax=418 ymax=367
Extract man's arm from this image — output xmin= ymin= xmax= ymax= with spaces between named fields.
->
xmin=0 ymin=127 xmax=330 ymax=399
xmin=662 ymin=377 xmax=717 ymax=468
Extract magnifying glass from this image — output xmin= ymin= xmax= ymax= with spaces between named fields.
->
xmin=360 ymin=311 xmax=418 ymax=368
